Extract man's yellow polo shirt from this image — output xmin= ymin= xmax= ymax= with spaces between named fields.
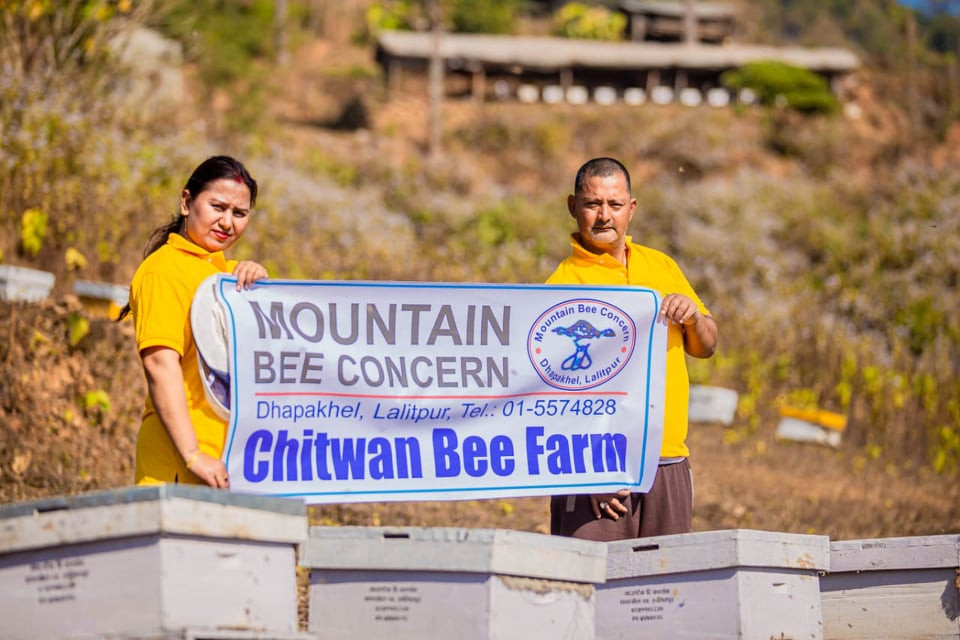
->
xmin=546 ymin=234 xmax=711 ymax=458
xmin=129 ymin=233 xmax=237 ymax=484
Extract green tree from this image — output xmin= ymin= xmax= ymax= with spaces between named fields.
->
xmin=154 ymin=0 xmax=275 ymax=85
xmin=1 ymin=0 xmax=151 ymax=81
xmin=446 ymin=0 xmax=520 ymax=34
xmin=721 ymin=61 xmax=839 ymax=114
xmin=363 ymin=0 xmax=422 ymax=40
xmin=363 ymin=0 xmax=521 ymax=36
xmin=551 ymin=2 xmax=626 ymax=41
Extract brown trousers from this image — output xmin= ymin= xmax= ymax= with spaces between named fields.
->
xmin=550 ymin=459 xmax=693 ymax=542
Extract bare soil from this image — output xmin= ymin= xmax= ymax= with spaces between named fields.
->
xmin=307 ymin=421 xmax=960 ymax=540
xmin=1 ymin=300 xmax=956 ymax=540
xmin=3 ymin=36 xmax=959 ymax=539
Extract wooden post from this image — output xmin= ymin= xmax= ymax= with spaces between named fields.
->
xmin=428 ymin=0 xmax=443 ymax=159
xmin=946 ymin=57 xmax=958 ymax=139
xmin=275 ymin=0 xmax=289 ymax=64
xmin=386 ymin=59 xmax=402 ymax=97
xmin=646 ymin=69 xmax=660 ymax=93
xmin=308 ymin=0 xmax=323 ymax=36
xmin=905 ymin=9 xmax=919 ymax=133
xmin=683 ymin=0 xmax=698 ymax=44
xmin=631 ymin=14 xmax=646 ymax=42
xmin=471 ymin=65 xmax=486 ymax=103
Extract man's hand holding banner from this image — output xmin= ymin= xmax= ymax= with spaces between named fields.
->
xmin=193 ymin=275 xmax=667 ymax=504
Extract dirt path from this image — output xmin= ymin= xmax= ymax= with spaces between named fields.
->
xmin=307 ymin=420 xmax=960 ymax=540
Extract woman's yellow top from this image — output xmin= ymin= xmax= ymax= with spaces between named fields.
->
xmin=129 ymin=233 xmax=236 ymax=484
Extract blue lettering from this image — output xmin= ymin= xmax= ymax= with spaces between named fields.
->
xmin=463 ymin=435 xmax=488 ymax=477
xmin=368 ymin=437 xmax=393 ymax=479
xmin=525 ymin=426 xmax=545 ymax=474
xmin=395 ymin=437 xmax=423 ymax=478
xmin=433 ymin=428 xmax=460 ymax=477
xmin=489 ymin=435 xmax=515 ymax=476
xmin=547 ymin=434 xmax=572 ymax=474
xmin=300 ymin=429 xmax=314 ymax=481
xmin=273 ymin=430 xmax=299 ymax=481
xmin=591 ymin=433 xmax=627 ymax=472
xmin=243 ymin=430 xmax=272 ymax=482
xmin=331 ymin=437 xmax=366 ymax=479
xmin=314 ymin=432 xmax=332 ymax=480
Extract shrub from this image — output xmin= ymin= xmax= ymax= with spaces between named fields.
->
xmin=552 ymin=2 xmax=626 ymax=41
xmin=0 ymin=1 xmax=146 ymax=78
xmin=0 ymin=2 xmax=203 ymax=280
xmin=362 ymin=0 xmax=422 ymax=40
xmin=362 ymin=0 xmax=520 ymax=39
xmin=448 ymin=0 xmax=521 ymax=34
xmin=721 ymin=61 xmax=839 ymax=114
xmin=156 ymin=0 xmax=275 ymax=86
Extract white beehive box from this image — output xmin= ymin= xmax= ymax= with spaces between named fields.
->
xmin=74 ymin=279 xmax=130 ymax=318
xmin=0 ymin=485 xmax=310 ymax=640
xmin=623 ymin=87 xmax=646 ymax=105
xmin=302 ymin=526 xmax=607 ymax=640
xmin=0 ymin=264 xmax=55 ymax=302
xmin=775 ymin=406 xmax=846 ymax=449
xmin=688 ymin=384 xmax=739 ymax=425
xmin=820 ymin=534 xmax=960 ymax=639
xmin=598 ymin=529 xmax=829 ymax=640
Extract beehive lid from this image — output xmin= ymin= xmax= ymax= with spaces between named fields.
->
xmin=605 ymin=528 xmax=829 ymax=579
xmin=302 ymin=526 xmax=607 ymax=584
xmin=74 ymin=280 xmax=130 ymax=305
xmin=0 ymin=264 xmax=55 ymax=302
xmin=0 ymin=485 xmax=307 ymax=555
xmin=830 ymin=534 xmax=960 ymax=572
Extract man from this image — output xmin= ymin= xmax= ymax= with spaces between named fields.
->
xmin=548 ymin=157 xmax=718 ymax=541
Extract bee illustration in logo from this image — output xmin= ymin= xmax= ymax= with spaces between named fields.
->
xmin=552 ymin=319 xmax=616 ymax=371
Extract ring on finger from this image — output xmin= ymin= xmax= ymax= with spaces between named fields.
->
xmin=599 ymin=501 xmax=608 ymax=510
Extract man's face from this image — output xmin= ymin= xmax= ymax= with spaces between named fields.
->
xmin=568 ymin=172 xmax=637 ymax=256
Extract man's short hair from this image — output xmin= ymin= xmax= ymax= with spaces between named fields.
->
xmin=574 ymin=157 xmax=632 ymax=195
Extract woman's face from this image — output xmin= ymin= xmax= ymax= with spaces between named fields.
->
xmin=181 ymin=177 xmax=252 ymax=253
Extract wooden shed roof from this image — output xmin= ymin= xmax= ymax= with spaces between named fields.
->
xmin=619 ymin=0 xmax=737 ymax=20
xmin=376 ymin=31 xmax=860 ymax=73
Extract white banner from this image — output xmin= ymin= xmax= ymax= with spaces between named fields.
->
xmin=200 ymin=275 xmax=667 ymax=503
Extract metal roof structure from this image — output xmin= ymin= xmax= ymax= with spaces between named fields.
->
xmin=618 ymin=0 xmax=738 ymax=43
xmin=376 ymin=31 xmax=861 ymax=75
xmin=619 ymin=0 xmax=737 ymax=20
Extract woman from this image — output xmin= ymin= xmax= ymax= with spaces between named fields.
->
xmin=120 ymin=156 xmax=268 ymax=488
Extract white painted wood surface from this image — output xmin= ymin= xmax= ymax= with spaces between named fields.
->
xmin=623 ymin=87 xmax=646 ymax=105
xmin=821 ymin=535 xmax=960 ymax=639
xmin=74 ymin=279 xmax=130 ymax=306
xmin=688 ymin=384 xmax=739 ymax=425
xmin=593 ymin=86 xmax=618 ymax=105
xmin=0 ymin=485 xmax=309 ymax=640
xmin=0 ymin=264 xmax=55 ymax=302
xmin=301 ymin=526 xmax=607 ymax=582
xmin=598 ymin=529 xmax=829 ymax=639
xmin=0 ymin=485 xmax=307 ymax=554
xmin=776 ymin=416 xmax=843 ymax=447
xmin=707 ymin=87 xmax=731 ymax=107
xmin=604 ymin=528 xmax=829 ymax=578
xmin=302 ymin=526 xmax=605 ymax=639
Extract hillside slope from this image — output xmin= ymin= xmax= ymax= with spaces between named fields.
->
xmin=2 ymin=35 xmax=958 ymax=540
xmin=1 ymin=282 xmax=957 ymax=539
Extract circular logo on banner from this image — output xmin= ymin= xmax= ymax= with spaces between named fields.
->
xmin=527 ymin=298 xmax=637 ymax=390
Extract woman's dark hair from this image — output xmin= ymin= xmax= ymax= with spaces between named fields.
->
xmin=117 ymin=156 xmax=257 ymax=321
